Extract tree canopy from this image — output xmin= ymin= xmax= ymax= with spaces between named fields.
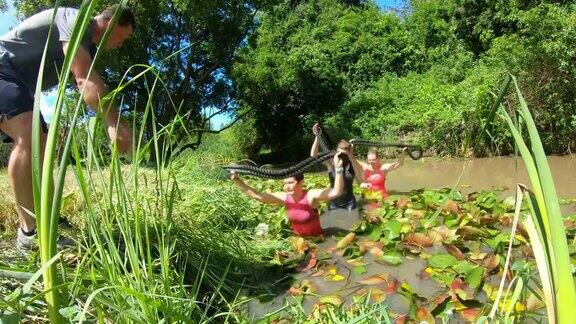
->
xmin=233 ymin=0 xmax=576 ymax=158
xmin=5 ymin=0 xmax=576 ymax=162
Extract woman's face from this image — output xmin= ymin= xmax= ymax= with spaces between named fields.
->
xmin=367 ymin=153 xmax=380 ymax=167
xmin=283 ymin=177 xmax=302 ymax=195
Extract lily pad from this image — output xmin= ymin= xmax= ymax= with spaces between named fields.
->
xmin=319 ymin=295 xmax=343 ymax=306
xmin=482 ymin=254 xmax=500 ymax=272
xmin=358 ymin=273 xmax=390 ymax=285
xmin=444 ymin=244 xmax=466 ymax=260
xmin=368 ymin=288 xmax=386 ymax=302
xmin=336 ymin=233 xmax=356 ymax=249
xmin=428 ymin=253 xmax=457 ymax=269
xmin=454 ymin=260 xmax=475 ymax=275
xmin=384 ymin=219 xmax=402 ymax=240
xmin=369 ymin=246 xmax=384 ymax=257
xmin=416 ymin=306 xmax=435 ymax=323
xmin=405 ymin=233 xmax=433 ymax=247
xmin=353 ymin=265 xmax=367 ymax=275
xmin=465 ymin=266 xmax=484 ymax=289
xmin=325 ymin=273 xmax=345 ymax=281
xmin=379 ymin=253 xmax=403 ymax=266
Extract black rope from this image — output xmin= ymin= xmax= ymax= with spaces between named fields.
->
xmin=349 ymin=139 xmax=423 ymax=160
xmin=316 ymin=124 xmax=332 ymax=153
xmin=223 ymin=150 xmax=336 ymax=179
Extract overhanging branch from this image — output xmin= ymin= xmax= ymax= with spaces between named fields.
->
xmin=171 ymin=108 xmax=254 ymax=159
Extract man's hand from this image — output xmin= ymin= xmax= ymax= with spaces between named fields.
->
xmin=230 ymin=170 xmax=240 ymax=182
xmin=106 ymin=115 xmax=133 ymax=154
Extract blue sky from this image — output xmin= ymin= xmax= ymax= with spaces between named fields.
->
xmin=375 ymin=0 xmax=405 ymax=10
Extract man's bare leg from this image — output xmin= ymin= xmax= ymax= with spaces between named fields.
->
xmin=0 ymin=111 xmax=46 ymax=233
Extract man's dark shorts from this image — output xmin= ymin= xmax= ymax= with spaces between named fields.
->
xmin=0 ymin=62 xmax=47 ymax=143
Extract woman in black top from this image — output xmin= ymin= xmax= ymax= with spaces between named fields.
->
xmin=310 ymin=123 xmax=363 ymax=211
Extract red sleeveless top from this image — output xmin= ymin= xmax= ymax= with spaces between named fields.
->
xmin=284 ymin=191 xmax=323 ymax=237
xmin=364 ymin=168 xmax=388 ymax=197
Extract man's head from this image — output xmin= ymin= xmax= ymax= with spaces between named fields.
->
xmin=94 ymin=5 xmax=135 ymax=49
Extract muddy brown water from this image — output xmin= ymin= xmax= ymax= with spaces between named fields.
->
xmin=389 ymin=155 xmax=576 ymax=208
xmin=245 ymin=156 xmax=575 ymax=320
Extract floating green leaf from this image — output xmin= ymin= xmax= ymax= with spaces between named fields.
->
xmin=466 ymin=266 xmax=484 ymax=289
xmin=428 ymin=254 xmax=457 ymax=269
xmin=353 ymin=265 xmax=367 ymax=275
xmin=378 ymin=253 xmax=403 ymax=266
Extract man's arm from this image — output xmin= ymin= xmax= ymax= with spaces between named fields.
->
xmin=64 ymin=43 xmax=132 ymax=153
xmin=230 ymin=172 xmax=285 ymax=204
xmin=310 ymin=135 xmax=320 ymax=158
xmin=310 ymin=123 xmax=332 ymax=170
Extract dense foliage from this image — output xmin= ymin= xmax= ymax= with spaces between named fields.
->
xmin=2 ymin=0 xmax=574 ymax=161
xmin=233 ymin=0 xmax=576 ymax=159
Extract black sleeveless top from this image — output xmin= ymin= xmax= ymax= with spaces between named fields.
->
xmin=327 ymin=165 xmax=356 ymax=211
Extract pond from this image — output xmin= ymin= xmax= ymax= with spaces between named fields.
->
xmin=244 ymin=155 xmax=575 ymax=322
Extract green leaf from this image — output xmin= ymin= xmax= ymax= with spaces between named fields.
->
xmin=384 ymin=220 xmax=401 ymax=240
xmin=379 ymin=253 xmax=403 ymax=266
xmin=454 ymin=261 xmax=475 ymax=275
xmin=484 ymin=232 xmax=509 ymax=249
xmin=368 ymin=227 xmax=384 ymax=241
xmin=0 ymin=313 xmax=20 ymax=324
xmin=320 ymin=295 xmax=343 ymax=306
xmin=59 ymin=305 xmax=82 ymax=320
xmin=466 ymin=266 xmax=484 ymax=289
xmin=353 ymin=265 xmax=367 ymax=275
xmin=428 ymin=254 xmax=457 ymax=269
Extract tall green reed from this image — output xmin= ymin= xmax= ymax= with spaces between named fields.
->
xmin=28 ymin=1 xmax=206 ymax=321
xmin=483 ymin=74 xmax=576 ymax=323
xmin=32 ymin=1 xmax=102 ymax=322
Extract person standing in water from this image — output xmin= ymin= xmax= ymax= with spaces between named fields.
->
xmin=359 ymin=147 xmax=408 ymax=198
xmin=230 ymin=150 xmax=348 ymax=238
xmin=310 ymin=123 xmax=363 ymax=211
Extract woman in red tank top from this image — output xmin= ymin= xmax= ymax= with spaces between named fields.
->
xmin=230 ymin=151 xmax=348 ymax=238
xmin=358 ymin=147 xmax=408 ymax=198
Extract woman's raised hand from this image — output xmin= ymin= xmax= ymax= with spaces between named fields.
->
xmin=312 ymin=122 xmax=321 ymax=136
xmin=360 ymin=182 xmax=372 ymax=189
xmin=334 ymin=149 xmax=348 ymax=167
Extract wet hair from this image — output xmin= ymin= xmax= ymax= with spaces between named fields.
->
xmin=336 ymin=140 xmax=351 ymax=166
xmin=367 ymin=148 xmax=379 ymax=158
xmin=99 ymin=5 xmax=136 ymax=28
xmin=291 ymin=173 xmax=304 ymax=182
xmin=337 ymin=140 xmax=351 ymax=150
